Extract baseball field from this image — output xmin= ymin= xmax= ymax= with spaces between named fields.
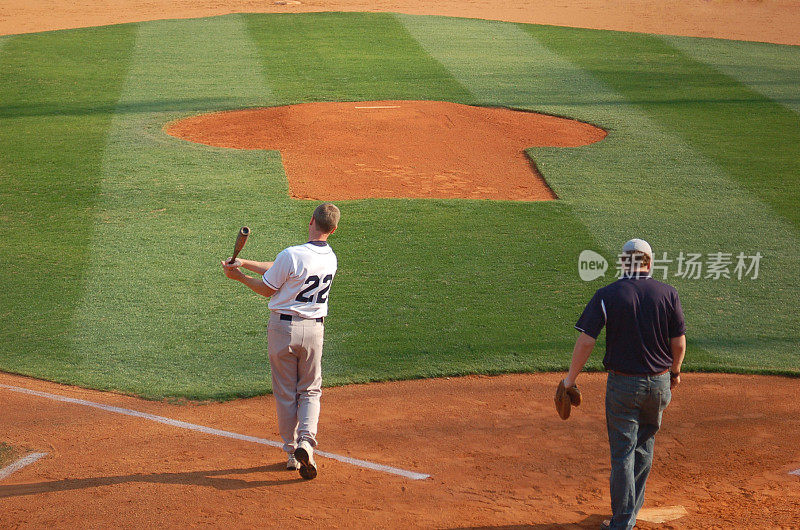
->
xmin=1 ymin=0 xmax=799 ymax=527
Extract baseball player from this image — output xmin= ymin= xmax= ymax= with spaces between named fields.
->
xmin=221 ymin=203 xmax=340 ymax=480
xmin=559 ymin=239 xmax=686 ymax=530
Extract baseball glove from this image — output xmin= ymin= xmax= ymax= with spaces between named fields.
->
xmin=554 ymin=380 xmax=582 ymax=420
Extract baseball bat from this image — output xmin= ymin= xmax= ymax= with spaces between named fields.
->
xmin=228 ymin=226 xmax=250 ymax=264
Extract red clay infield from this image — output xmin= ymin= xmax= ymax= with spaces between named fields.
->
xmin=2 ymin=371 xmax=800 ymax=528
xmin=166 ymin=101 xmax=606 ymax=201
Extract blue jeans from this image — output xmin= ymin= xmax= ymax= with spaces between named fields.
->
xmin=606 ymin=372 xmax=671 ymax=530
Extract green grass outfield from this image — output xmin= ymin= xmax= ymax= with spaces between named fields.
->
xmin=1 ymin=13 xmax=798 ymax=399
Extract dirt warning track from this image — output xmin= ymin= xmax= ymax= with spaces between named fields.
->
xmin=2 ymin=0 xmax=800 ymax=45
xmin=2 ymin=371 xmax=799 ymax=528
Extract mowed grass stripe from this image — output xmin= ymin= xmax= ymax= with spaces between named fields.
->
xmin=0 ymin=26 xmax=137 ymax=376
xmin=322 ymin=200 xmax=609 ymax=382
xmin=401 ymin=15 xmax=799 ymax=370
xmin=396 ymin=14 xmax=630 ymax=113
xmin=393 ymin=14 xmax=617 ymax=365
xmin=398 ymin=16 xmax=707 ymax=350
xmin=243 ymin=12 xmax=475 ymax=104
xmin=520 ymin=24 xmax=800 ymax=369
xmin=541 ymin=29 xmax=800 ymax=231
xmin=663 ymin=36 xmax=800 ymax=117
xmin=68 ymin=16 xmax=289 ymax=398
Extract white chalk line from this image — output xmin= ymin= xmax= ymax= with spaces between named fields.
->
xmin=354 ymin=105 xmax=400 ymax=109
xmin=0 ymin=452 xmax=48 ymax=482
xmin=790 ymin=468 xmax=800 ymax=476
xmin=0 ymin=384 xmax=429 ymax=481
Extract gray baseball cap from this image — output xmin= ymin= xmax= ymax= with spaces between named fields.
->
xmin=622 ymin=238 xmax=653 ymax=260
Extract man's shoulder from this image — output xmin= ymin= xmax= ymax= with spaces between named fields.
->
xmin=598 ymin=276 xmax=676 ymax=296
xmin=284 ymin=242 xmax=322 ymax=252
xmin=283 ymin=243 xmax=306 ymax=254
xmin=596 ymin=280 xmax=622 ymax=297
xmin=284 ymin=242 xmax=335 ymax=258
xmin=645 ymin=277 xmax=679 ymax=296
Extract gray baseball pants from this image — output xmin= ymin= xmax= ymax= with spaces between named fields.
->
xmin=267 ymin=312 xmax=324 ymax=454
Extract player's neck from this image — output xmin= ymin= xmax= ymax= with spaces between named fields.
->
xmin=308 ymin=228 xmax=330 ymax=242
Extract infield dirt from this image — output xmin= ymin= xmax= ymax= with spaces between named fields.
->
xmin=3 ymin=372 xmax=800 ymax=528
xmin=165 ymin=101 xmax=607 ymax=201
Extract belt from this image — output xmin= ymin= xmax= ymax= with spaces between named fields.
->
xmin=279 ymin=313 xmax=324 ymax=323
xmin=608 ymin=368 xmax=669 ymax=377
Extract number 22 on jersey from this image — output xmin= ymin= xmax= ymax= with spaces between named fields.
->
xmin=295 ymin=274 xmax=333 ymax=304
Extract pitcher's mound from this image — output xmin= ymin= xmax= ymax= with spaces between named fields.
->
xmin=165 ymin=100 xmax=606 ymax=201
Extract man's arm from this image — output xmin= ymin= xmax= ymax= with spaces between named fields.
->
xmin=669 ymin=334 xmax=686 ymax=388
xmin=238 ymin=259 xmax=274 ymax=275
xmin=563 ymin=332 xmax=596 ymax=387
xmin=221 ymin=260 xmax=277 ymax=298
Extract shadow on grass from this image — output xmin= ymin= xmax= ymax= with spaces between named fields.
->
xmin=0 ymin=97 xmax=245 ymax=119
xmin=4 ymin=95 xmax=798 ymax=120
xmin=0 ymin=463 xmax=300 ymax=498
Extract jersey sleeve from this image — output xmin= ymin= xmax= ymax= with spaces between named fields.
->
xmin=668 ymin=289 xmax=686 ymax=338
xmin=262 ymin=249 xmax=293 ymax=290
xmin=575 ymin=290 xmax=606 ymax=339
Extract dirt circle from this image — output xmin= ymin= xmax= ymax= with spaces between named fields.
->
xmin=166 ymin=100 xmax=607 ymax=201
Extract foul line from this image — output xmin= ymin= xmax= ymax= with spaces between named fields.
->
xmin=0 ymin=384 xmax=429 ymax=481
xmin=0 ymin=452 xmax=48 ymax=482
xmin=790 ymin=468 xmax=800 ymax=477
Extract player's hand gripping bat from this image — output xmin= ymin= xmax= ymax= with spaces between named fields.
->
xmin=228 ymin=227 xmax=250 ymax=265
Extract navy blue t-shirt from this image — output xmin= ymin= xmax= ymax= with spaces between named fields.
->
xmin=575 ymin=275 xmax=685 ymax=374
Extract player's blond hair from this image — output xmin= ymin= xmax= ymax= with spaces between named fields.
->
xmin=313 ymin=203 xmax=340 ymax=234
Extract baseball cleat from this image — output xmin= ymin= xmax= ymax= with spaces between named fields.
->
xmin=294 ymin=440 xmax=317 ymax=480
xmin=286 ymin=453 xmax=301 ymax=470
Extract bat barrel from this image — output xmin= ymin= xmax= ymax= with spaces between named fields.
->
xmin=228 ymin=226 xmax=250 ymax=264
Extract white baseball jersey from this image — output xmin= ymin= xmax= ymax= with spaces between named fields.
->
xmin=262 ymin=241 xmax=337 ymax=319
